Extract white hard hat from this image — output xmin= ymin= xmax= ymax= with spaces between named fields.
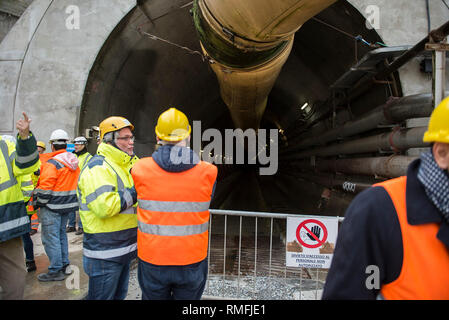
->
xmin=1 ymin=135 xmax=16 ymax=145
xmin=73 ymin=136 xmax=88 ymax=145
xmin=49 ymin=129 xmax=69 ymax=144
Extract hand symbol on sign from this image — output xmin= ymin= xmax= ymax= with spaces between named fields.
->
xmin=307 ymin=225 xmax=321 ymax=241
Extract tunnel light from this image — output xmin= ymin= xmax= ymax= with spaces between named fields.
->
xmin=300 ymin=102 xmax=309 ymax=110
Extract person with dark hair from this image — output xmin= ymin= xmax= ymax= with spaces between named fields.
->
xmin=33 ymin=129 xmax=80 ymax=282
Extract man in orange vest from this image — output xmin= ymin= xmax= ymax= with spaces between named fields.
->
xmin=322 ymin=96 xmax=449 ymax=300
xmin=131 ymin=108 xmax=217 ymax=300
xmin=33 ymin=129 xmax=80 ymax=282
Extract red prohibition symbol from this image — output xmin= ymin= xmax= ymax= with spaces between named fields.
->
xmin=296 ymin=219 xmax=328 ymax=249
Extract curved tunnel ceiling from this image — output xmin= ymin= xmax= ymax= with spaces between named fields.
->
xmin=80 ymin=0 xmax=397 ymax=215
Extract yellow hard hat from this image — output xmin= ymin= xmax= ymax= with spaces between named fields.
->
xmin=155 ymin=108 xmax=191 ymax=142
xmin=99 ymin=116 xmax=134 ymax=140
xmin=423 ymin=96 xmax=449 ymax=144
xmin=37 ymin=141 xmax=46 ymax=150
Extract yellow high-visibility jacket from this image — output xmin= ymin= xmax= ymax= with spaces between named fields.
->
xmin=78 ymin=143 xmax=138 ymax=263
xmin=18 ymin=174 xmax=35 ymax=215
xmin=0 ymin=134 xmax=40 ymax=242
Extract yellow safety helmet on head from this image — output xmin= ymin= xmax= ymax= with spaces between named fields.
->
xmin=99 ymin=116 xmax=134 ymax=141
xmin=155 ymin=108 xmax=191 ymax=142
xmin=423 ymin=96 xmax=449 ymax=144
xmin=37 ymin=141 xmax=46 ymax=150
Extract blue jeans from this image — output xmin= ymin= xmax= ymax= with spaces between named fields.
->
xmin=137 ymin=258 xmax=208 ymax=300
xmin=21 ymin=216 xmax=34 ymax=261
xmin=40 ymin=208 xmax=69 ymax=273
xmin=83 ymin=256 xmax=131 ymax=300
xmin=67 ymin=211 xmax=82 ymax=229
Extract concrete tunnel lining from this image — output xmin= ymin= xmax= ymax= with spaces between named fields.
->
xmin=78 ymin=0 xmax=395 ymax=215
xmin=0 ymin=0 xmax=137 ymax=139
xmin=1 ymin=0 xmax=447 ymax=216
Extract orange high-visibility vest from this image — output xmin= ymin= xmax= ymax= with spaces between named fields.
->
xmin=132 ymin=157 xmax=217 ymax=266
xmin=375 ymin=177 xmax=449 ymax=300
xmin=34 ymin=150 xmax=80 ymax=213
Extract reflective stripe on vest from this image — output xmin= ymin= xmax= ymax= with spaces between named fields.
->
xmin=138 ymin=199 xmax=210 ymax=213
xmin=138 ymin=220 xmax=209 ymax=237
xmin=22 ymin=189 xmax=33 ymax=198
xmin=78 ymin=160 xmax=133 ymax=214
xmin=31 ymin=214 xmax=39 ymax=230
xmin=83 ymin=243 xmax=137 ymax=260
xmin=35 ymin=189 xmax=77 ymax=197
xmin=82 ymin=227 xmax=137 ymax=262
xmin=0 ymin=141 xmax=30 ymax=240
xmin=21 ymin=180 xmax=33 ymax=187
xmin=376 ymin=177 xmax=449 ymax=300
xmin=16 ymin=150 xmax=39 ymax=166
xmin=0 ymin=216 xmax=29 ymax=233
xmin=46 ymin=202 xmax=78 ymax=211
xmin=137 ymin=199 xmax=210 ymax=235
xmin=0 ymin=140 xmax=18 ymax=192
xmin=84 ymin=185 xmax=115 ymax=205
xmin=132 ymin=157 xmax=217 ymax=266
xmin=121 ymin=206 xmax=136 ymax=214
xmin=34 ymin=188 xmax=78 ymax=210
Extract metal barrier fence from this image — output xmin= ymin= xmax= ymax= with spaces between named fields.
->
xmin=203 ymin=209 xmax=344 ymax=300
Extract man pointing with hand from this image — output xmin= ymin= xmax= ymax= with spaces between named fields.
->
xmin=0 ymin=112 xmax=40 ymax=300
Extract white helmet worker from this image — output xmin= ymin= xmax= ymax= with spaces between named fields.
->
xmin=49 ymin=129 xmax=69 ymax=145
xmin=73 ymin=136 xmax=88 ymax=145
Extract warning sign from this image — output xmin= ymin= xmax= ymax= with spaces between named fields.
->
xmin=286 ymin=216 xmax=338 ymax=269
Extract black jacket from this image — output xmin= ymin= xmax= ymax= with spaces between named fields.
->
xmin=322 ymin=159 xmax=449 ymax=299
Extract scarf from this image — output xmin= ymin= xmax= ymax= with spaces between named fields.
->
xmin=417 ymin=151 xmax=449 ymax=223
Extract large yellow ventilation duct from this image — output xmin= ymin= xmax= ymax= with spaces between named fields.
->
xmin=193 ymin=0 xmax=337 ymax=130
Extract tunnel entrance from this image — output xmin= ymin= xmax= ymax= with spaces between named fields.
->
xmin=79 ymin=0 xmax=399 ymax=216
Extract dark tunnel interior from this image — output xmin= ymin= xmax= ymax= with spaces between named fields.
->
xmin=79 ymin=0 xmax=399 ymax=216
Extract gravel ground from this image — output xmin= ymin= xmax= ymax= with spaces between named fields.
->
xmin=126 ymin=260 xmax=142 ymax=300
xmin=125 ymin=267 xmax=324 ymax=300
xmin=203 ymin=275 xmax=324 ymax=300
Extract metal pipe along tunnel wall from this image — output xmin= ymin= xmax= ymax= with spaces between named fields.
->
xmin=78 ymin=0 xmax=406 ymax=217
xmin=2 ymin=0 xmax=448 ymax=217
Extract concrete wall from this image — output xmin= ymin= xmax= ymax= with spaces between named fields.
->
xmin=348 ymin=0 xmax=449 ymax=96
xmin=0 ymin=0 xmax=136 ymax=144
xmin=1 ymin=0 xmax=447 ymax=143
